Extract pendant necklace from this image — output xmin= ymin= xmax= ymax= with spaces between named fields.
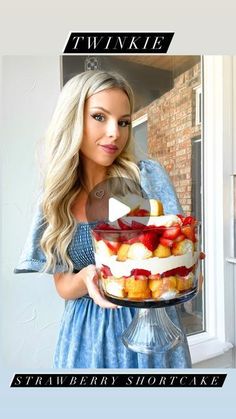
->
xmin=94 ymin=189 xmax=105 ymax=199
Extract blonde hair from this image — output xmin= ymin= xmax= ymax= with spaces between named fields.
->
xmin=40 ymin=70 xmax=141 ymax=273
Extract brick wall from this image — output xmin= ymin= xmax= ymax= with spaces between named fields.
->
xmin=133 ymin=63 xmax=201 ymax=214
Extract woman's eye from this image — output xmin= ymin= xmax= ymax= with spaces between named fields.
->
xmin=119 ymin=120 xmax=131 ymax=127
xmin=92 ymin=114 xmax=105 ymax=122
xmin=92 ymin=114 xmax=131 ymax=127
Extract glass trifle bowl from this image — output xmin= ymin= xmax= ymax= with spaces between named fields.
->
xmin=90 ymin=212 xmax=200 ymax=354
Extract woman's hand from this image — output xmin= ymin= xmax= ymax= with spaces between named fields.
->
xmin=81 ymin=265 xmax=118 ymax=309
xmin=199 ymin=251 xmax=205 ymax=260
xmin=198 ymin=251 xmax=205 ymax=291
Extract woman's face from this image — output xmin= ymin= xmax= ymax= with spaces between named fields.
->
xmin=80 ymin=87 xmax=131 ymax=166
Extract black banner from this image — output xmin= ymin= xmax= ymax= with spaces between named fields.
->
xmin=63 ymin=32 xmax=174 ymax=54
xmin=11 ymin=374 xmax=227 ymax=387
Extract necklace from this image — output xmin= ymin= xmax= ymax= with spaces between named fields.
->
xmin=81 ymin=185 xmax=106 ymax=200
xmin=94 ymin=189 xmax=105 ymax=199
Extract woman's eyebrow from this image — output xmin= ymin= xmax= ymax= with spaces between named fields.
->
xmin=90 ymin=106 xmax=131 ymax=118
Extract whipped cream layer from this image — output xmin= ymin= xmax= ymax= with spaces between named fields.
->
xmin=95 ymin=251 xmax=199 ymax=279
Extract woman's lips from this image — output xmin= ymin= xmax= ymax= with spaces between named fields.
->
xmin=99 ymin=144 xmax=118 ymax=154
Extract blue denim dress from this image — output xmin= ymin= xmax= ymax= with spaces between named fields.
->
xmin=15 ymin=159 xmax=192 ymax=368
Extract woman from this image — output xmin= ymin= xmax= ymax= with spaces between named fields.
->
xmin=15 ymin=70 xmax=192 ymax=368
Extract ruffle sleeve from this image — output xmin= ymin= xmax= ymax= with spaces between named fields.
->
xmin=14 ymin=201 xmax=65 ymax=274
xmin=138 ymin=159 xmax=184 ymax=215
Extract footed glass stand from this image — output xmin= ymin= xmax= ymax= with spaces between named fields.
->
xmin=105 ymin=287 xmax=198 ymax=354
xmin=122 ymin=307 xmax=184 ymax=354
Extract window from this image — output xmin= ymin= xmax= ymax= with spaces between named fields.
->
xmin=194 ymin=85 xmax=202 ymax=126
xmin=132 ymin=115 xmax=148 ymax=161
xmin=189 ymin=56 xmax=234 ymax=365
xmin=185 ymin=136 xmax=204 ymax=335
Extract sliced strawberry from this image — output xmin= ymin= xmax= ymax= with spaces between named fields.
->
xmin=145 ymin=224 xmax=165 ymax=234
xmin=100 ymin=265 xmax=112 ymax=278
xmin=131 ymin=268 xmax=151 ymax=277
xmin=181 ymin=225 xmax=196 ymax=242
xmin=117 ymin=219 xmax=132 ymax=230
xmin=92 ymin=231 xmax=101 ymax=241
xmin=127 ymin=205 xmax=139 ymax=217
xmin=123 ymin=236 xmax=137 ymax=244
xmin=139 ymin=231 xmax=159 ymax=251
xmin=104 ymin=240 xmax=120 ymax=252
xmin=162 ymin=225 xmax=181 ymax=240
xmin=134 ymin=209 xmax=150 ymax=216
xmin=174 ymin=233 xmax=186 ymax=243
xmin=160 ymin=237 xmax=174 ymax=248
xmin=161 ymin=266 xmax=194 ymax=278
xmin=131 ymin=220 xmax=146 ymax=229
xmin=183 ymin=216 xmax=196 ymax=226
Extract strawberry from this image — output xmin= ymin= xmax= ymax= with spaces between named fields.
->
xmin=117 ymin=219 xmax=132 ymax=230
xmin=162 ymin=225 xmax=181 ymax=240
xmin=145 ymin=225 xmax=165 ymax=234
xmin=104 ymin=240 xmax=120 ymax=252
xmin=128 ymin=206 xmax=139 ymax=216
xmin=131 ymin=268 xmax=151 ymax=277
xmin=174 ymin=233 xmax=186 ymax=243
xmin=119 ymin=231 xmax=137 ymax=244
xmin=160 ymin=237 xmax=174 ymax=248
xmin=131 ymin=220 xmax=146 ymax=229
xmin=161 ymin=266 xmax=193 ymax=278
xmin=134 ymin=209 xmax=150 ymax=216
xmin=92 ymin=230 xmax=101 ymax=241
xmin=181 ymin=225 xmax=196 ymax=242
xmin=125 ymin=236 xmax=139 ymax=244
xmin=100 ymin=265 xmax=112 ymax=278
xmin=183 ymin=216 xmax=196 ymax=226
xmin=139 ymin=231 xmax=159 ymax=251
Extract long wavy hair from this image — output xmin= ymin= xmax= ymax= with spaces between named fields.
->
xmin=40 ymin=70 xmax=141 ymax=273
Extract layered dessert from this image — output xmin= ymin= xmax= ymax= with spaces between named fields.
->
xmin=91 ymin=199 xmax=199 ymax=304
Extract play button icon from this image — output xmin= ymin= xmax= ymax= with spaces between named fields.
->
xmin=108 ymin=197 xmax=131 ymax=222
xmin=85 ymin=176 xmax=150 ymax=228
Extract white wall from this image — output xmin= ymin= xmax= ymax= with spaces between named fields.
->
xmin=1 ymin=56 xmax=64 ymax=368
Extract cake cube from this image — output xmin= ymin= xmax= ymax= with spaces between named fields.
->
xmin=153 ymin=244 xmax=172 ymax=258
xmin=104 ymin=277 xmax=127 ymax=298
xmin=127 ymin=243 xmax=153 ymax=260
xmin=176 ymin=274 xmax=194 ymax=291
xmin=117 ymin=243 xmax=131 ymax=261
xmin=149 ymin=276 xmax=177 ymax=299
